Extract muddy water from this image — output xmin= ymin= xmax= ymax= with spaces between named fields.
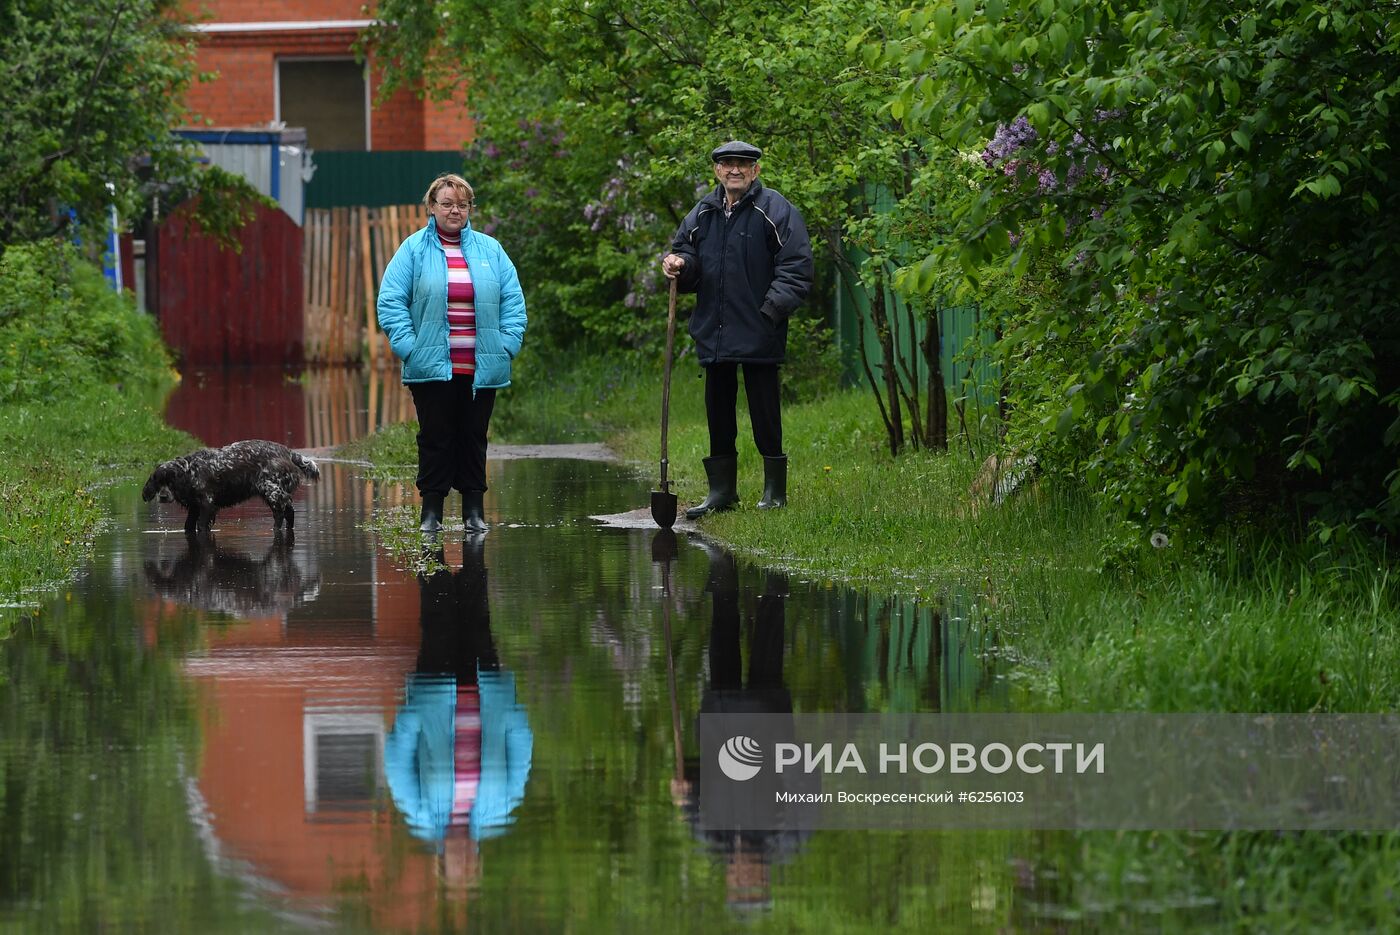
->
xmin=0 ymin=368 xmax=1092 ymax=933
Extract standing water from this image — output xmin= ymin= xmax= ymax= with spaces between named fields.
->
xmin=0 ymin=368 xmax=1104 ymax=933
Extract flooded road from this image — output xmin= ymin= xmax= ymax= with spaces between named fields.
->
xmin=0 ymin=368 xmax=1086 ymax=933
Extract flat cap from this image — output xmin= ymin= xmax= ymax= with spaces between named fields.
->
xmin=710 ymin=140 xmax=762 ymax=162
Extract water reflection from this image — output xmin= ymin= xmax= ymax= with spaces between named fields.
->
xmin=5 ymin=448 xmax=1038 ymax=932
xmin=164 ymin=366 xmax=412 ymax=448
xmin=385 ymin=538 xmax=533 ymax=851
xmin=144 ymin=533 xmax=321 ymax=620
xmin=664 ymin=533 xmax=812 ymax=912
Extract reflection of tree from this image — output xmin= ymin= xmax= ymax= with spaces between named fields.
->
xmin=143 ymin=534 xmax=320 ymax=619
xmin=816 ymin=586 xmax=1008 ymax=713
xmin=0 ymin=567 xmax=287 ymax=930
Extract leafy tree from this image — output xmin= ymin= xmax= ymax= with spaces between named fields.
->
xmin=365 ymin=0 xmax=908 ymax=374
xmin=0 ymin=0 xmax=257 ymax=249
xmin=884 ymin=0 xmax=1400 ymax=536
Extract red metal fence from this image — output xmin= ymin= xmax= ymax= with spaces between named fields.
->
xmin=156 ymin=201 xmax=304 ymax=366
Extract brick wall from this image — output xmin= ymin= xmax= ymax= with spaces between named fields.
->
xmin=186 ymin=0 xmax=365 ymax=22
xmin=368 ymin=70 xmax=426 ymax=152
xmin=182 ymin=1 xmax=474 ymax=152
xmin=425 ymin=87 xmax=476 ymax=151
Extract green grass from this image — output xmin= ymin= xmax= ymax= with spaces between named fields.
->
xmin=0 ymin=382 xmax=194 ymax=623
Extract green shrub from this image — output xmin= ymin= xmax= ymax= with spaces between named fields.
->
xmin=0 ymin=240 xmax=173 ymax=404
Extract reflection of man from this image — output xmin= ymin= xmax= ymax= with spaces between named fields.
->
xmin=384 ymin=540 xmax=533 ymax=861
xmin=661 ymin=140 xmax=814 ymax=517
xmin=672 ymin=542 xmax=808 ymax=910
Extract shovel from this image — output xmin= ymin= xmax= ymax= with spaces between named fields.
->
xmin=651 ymin=278 xmax=680 ymax=528
xmin=651 ymin=529 xmax=684 ymax=783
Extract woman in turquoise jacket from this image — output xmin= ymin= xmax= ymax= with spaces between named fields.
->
xmin=377 ymin=173 xmax=528 ymax=533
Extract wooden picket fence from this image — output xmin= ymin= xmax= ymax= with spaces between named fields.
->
xmin=303 ymin=204 xmax=425 ymax=366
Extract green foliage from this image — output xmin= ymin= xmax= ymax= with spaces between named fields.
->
xmin=0 ymin=241 xmax=174 ymax=404
xmin=0 ymin=243 xmax=191 ymax=606
xmin=365 ymin=0 xmax=912 ymax=358
xmin=0 ymin=0 xmax=203 ymax=246
xmin=884 ymin=0 xmax=1400 ymax=537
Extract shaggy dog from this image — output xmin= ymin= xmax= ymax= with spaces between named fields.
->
xmin=142 ymin=439 xmax=320 ymax=534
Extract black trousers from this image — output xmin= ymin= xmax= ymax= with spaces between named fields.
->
xmin=417 ymin=547 xmax=498 ymax=680
xmin=409 ymin=377 xmax=496 ymax=497
xmin=704 ymin=362 xmax=782 ymax=458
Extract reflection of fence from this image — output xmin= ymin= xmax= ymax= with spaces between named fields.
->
xmin=303 ymin=204 xmax=424 ymax=367
xmin=166 ymin=367 xmax=415 ymax=450
xmin=300 ymin=367 xmax=415 ymax=451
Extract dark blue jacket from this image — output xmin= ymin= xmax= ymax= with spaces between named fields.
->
xmin=670 ymin=181 xmax=814 ymax=365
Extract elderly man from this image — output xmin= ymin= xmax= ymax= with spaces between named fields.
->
xmin=661 ymin=140 xmax=814 ymax=517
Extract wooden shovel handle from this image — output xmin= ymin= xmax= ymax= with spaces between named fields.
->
xmin=659 ymin=278 xmax=678 ymax=491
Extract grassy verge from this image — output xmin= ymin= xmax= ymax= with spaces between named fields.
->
xmin=0 ymin=242 xmax=196 ymax=627
xmin=0 ymin=383 xmax=194 ymax=619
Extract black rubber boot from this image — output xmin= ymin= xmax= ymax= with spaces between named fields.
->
xmin=419 ymin=493 xmax=445 ymax=533
xmin=685 ymin=455 xmax=739 ymax=520
xmin=756 ymin=455 xmax=787 ymax=510
xmin=464 ymin=490 xmax=489 ymax=534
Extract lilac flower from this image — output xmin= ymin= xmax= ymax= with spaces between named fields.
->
xmin=483 ymin=142 xmax=499 ymax=159
xmin=981 ymin=116 xmax=1038 ymax=167
xmin=524 ymin=187 xmax=539 ymax=199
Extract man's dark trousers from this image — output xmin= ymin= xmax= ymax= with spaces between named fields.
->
xmin=703 ymin=362 xmax=781 ymax=457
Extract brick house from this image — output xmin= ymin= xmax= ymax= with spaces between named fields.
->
xmin=181 ymin=0 xmax=474 ymax=152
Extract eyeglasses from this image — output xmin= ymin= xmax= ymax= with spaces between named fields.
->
xmin=434 ymin=201 xmax=473 ymax=213
xmin=716 ymin=158 xmax=756 ymax=169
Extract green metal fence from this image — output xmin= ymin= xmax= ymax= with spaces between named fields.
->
xmin=305 ymin=151 xmax=466 ymax=209
xmin=829 ymin=182 xmax=999 ymax=404
xmin=831 ymin=253 xmax=1000 ymax=406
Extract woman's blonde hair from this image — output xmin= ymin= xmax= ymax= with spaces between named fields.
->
xmin=424 ymin=173 xmax=475 ymax=208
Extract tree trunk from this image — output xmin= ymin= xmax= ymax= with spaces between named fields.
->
xmin=870 ymin=274 xmax=904 ymax=455
xmin=923 ymin=302 xmax=947 ymax=451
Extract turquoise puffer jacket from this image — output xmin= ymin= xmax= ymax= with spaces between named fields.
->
xmin=376 ymin=216 xmax=527 ymax=387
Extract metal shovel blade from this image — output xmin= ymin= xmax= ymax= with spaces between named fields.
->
xmin=651 ymin=489 xmax=678 ymax=529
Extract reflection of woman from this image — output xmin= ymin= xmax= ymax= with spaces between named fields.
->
xmin=384 ymin=541 xmax=533 ymax=848
xmin=377 ymin=173 xmax=528 ymax=533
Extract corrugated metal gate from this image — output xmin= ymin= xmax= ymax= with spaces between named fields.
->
xmin=305 ymin=151 xmax=464 ymax=208
xmin=156 ymin=200 xmax=304 ymax=366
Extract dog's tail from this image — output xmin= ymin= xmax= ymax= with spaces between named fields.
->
xmin=290 ymin=452 xmax=321 ymax=482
